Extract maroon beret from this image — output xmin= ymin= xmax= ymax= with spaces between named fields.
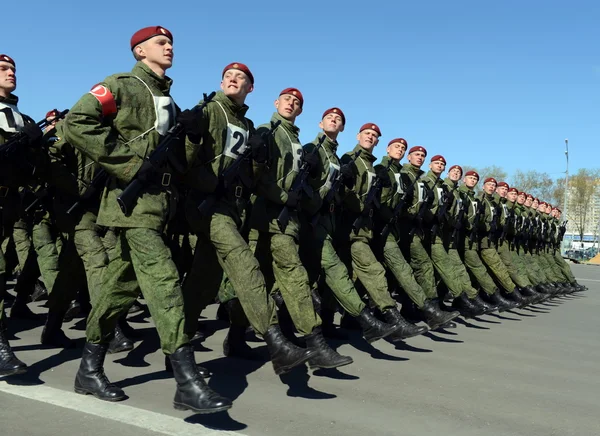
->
xmin=430 ymin=154 xmax=446 ymax=164
xmin=518 ymin=191 xmax=527 ymax=196
xmin=222 ymin=62 xmax=254 ymax=84
xmin=45 ymin=109 xmax=59 ymax=119
xmin=279 ymin=88 xmax=303 ymax=106
xmin=484 ymin=177 xmax=497 ymax=185
xmin=552 ymin=206 xmax=559 ymax=211
xmin=322 ymin=107 xmax=345 ymax=125
xmin=497 ymin=181 xmax=509 ymax=189
xmin=359 ymin=123 xmax=381 ymax=136
xmin=448 ymin=164 xmax=463 ymax=174
xmin=533 ymin=197 xmax=540 ymax=203
xmin=526 ymin=193 xmax=534 ymax=199
xmin=130 ymin=26 xmax=172 ymax=50
xmin=0 ymin=54 xmax=15 ymax=66
xmin=388 ymin=138 xmax=407 ymax=148
xmin=538 ymin=202 xmax=546 ymax=207
xmin=508 ymin=187 xmax=518 ymax=194
xmin=465 ymin=170 xmax=479 ymax=179
xmin=408 ymin=146 xmax=427 ymax=156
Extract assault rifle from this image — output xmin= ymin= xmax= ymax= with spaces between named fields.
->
xmin=117 ymin=91 xmax=216 ymax=216
xmin=451 ymin=192 xmax=469 ymax=247
xmin=197 ymin=119 xmax=281 ymax=216
xmin=0 ymin=109 xmax=69 ymax=157
xmin=430 ymin=183 xmax=458 ymax=238
xmin=66 ymin=168 xmax=109 ymax=215
xmin=468 ymin=199 xmax=486 ymax=249
xmin=23 ymin=182 xmax=50 ymax=214
xmin=408 ymin=177 xmax=437 ymax=238
xmin=488 ymin=202 xmax=499 ymax=246
xmin=379 ymin=171 xmax=422 ymax=241
xmin=351 ymin=158 xmax=393 ymax=235
xmin=310 ymin=149 xmax=360 ymax=228
xmin=276 ymin=134 xmax=326 ymax=233
xmin=498 ymin=208 xmax=514 ymax=246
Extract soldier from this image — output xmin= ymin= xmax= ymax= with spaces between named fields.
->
xmin=248 ymin=88 xmax=352 ymax=369
xmin=297 ymin=109 xmax=404 ymax=344
xmin=442 ymin=164 xmax=493 ymax=316
xmin=492 ymin=182 xmax=544 ymax=303
xmin=455 ymin=171 xmax=514 ymax=311
xmin=339 ymin=124 xmax=428 ymax=339
xmin=178 ymin=63 xmax=316 ymax=375
xmin=0 ymin=53 xmax=40 ymax=376
xmin=551 ymin=207 xmax=586 ymax=291
xmin=376 ymin=145 xmax=460 ymax=329
xmin=63 ymin=26 xmax=231 ymax=413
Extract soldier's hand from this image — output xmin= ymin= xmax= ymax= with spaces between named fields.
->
xmin=285 ymin=191 xmax=300 ymax=208
xmin=340 ymin=163 xmax=356 ymax=188
xmin=301 ymin=151 xmax=319 ymax=176
xmin=177 ymin=109 xmax=203 ymax=141
xmin=22 ymin=122 xmax=43 ymax=146
xmin=375 ymin=166 xmax=391 ymax=187
xmin=248 ymin=135 xmax=268 ymax=163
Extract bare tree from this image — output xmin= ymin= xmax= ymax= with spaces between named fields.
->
xmin=568 ymin=169 xmax=600 ymax=243
xmin=511 ymin=170 xmax=557 ymax=204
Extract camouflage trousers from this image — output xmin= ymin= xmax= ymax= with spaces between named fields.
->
xmin=445 ymin=247 xmax=479 ymax=299
xmin=553 ymin=250 xmax=576 ymax=283
xmin=183 ymin=212 xmax=277 ymax=337
xmin=407 ymin=234 xmax=437 ymax=299
xmin=462 ymin=243 xmax=497 ymax=295
xmin=250 ymin=230 xmax=320 ymax=336
xmin=86 ymin=227 xmax=188 ymax=355
xmin=497 ymin=241 xmax=531 ymax=288
xmin=480 ymin=246 xmax=516 ymax=293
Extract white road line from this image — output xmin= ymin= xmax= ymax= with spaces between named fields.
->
xmin=0 ymin=382 xmax=247 ymax=436
xmin=576 ymin=278 xmax=600 ymax=282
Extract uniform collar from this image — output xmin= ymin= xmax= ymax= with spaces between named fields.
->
xmin=214 ymin=90 xmax=249 ymax=117
xmin=353 ymin=144 xmax=376 ymax=163
xmin=271 ymin=112 xmax=299 ymax=137
xmin=0 ymin=93 xmax=19 ymax=105
xmin=314 ymin=132 xmax=338 ymax=153
xmin=132 ymin=62 xmax=172 ymax=94
xmin=381 ymin=155 xmax=401 ymax=171
xmin=402 ymin=163 xmax=424 ymax=177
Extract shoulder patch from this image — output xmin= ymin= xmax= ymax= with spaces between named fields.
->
xmin=89 ymin=84 xmax=117 ymax=117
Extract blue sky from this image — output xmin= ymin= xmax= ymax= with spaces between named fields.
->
xmin=3 ymin=0 xmax=598 ymax=182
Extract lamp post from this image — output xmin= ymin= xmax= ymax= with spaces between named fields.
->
xmin=562 ymin=139 xmax=569 ymax=255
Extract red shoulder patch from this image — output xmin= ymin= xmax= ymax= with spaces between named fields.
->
xmin=89 ymin=84 xmax=117 ymax=117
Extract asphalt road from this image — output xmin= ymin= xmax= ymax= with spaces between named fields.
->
xmin=1 ymin=264 xmax=598 ymax=436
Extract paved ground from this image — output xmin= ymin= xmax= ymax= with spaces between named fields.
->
xmin=1 ymin=264 xmax=598 ymax=436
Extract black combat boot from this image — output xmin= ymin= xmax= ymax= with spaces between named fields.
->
xmin=505 ymin=288 xmax=528 ymax=308
xmin=223 ymin=324 xmax=262 ymax=360
xmin=10 ymin=294 xmax=40 ymax=320
xmin=520 ymin=286 xmax=544 ymax=304
xmin=473 ymin=295 xmax=497 ymax=313
xmin=451 ymin=293 xmax=483 ymax=318
xmin=169 ymin=345 xmax=232 ymax=414
xmin=272 ymin=292 xmax=303 ymax=346
xmin=74 ymin=342 xmax=126 ymax=401
xmin=107 ymin=324 xmax=134 ymax=354
xmin=263 ymin=324 xmax=317 ymax=375
xmin=164 ymin=355 xmax=212 ymax=378
xmin=420 ymin=299 xmax=460 ymax=330
xmin=355 ymin=307 xmax=404 ymax=343
xmin=487 ymin=289 xmax=515 ymax=311
xmin=304 ymin=327 xmax=353 ymax=370
xmin=0 ymin=326 xmax=27 ymax=377
xmin=382 ymin=307 xmax=429 ymax=340
xmin=535 ymin=284 xmax=553 ymax=299
xmin=41 ymin=310 xmax=75 ymax=348
xmin=321 ymin=307 xmax=347 ymax=340
xmin=31 ymin=280 xmax=48 ymax=302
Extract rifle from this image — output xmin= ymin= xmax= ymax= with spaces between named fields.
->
xmin=488 ymin=202 xmax=499 ymax=246
xmin=351 ymin=158 xmax=393 ymax=235
xmin=0 ymin=109 xmax=69 ymax=157
xmin=430 ymin=182 xmax=458 ymax=238
xmin=498 ymin=208 xmax=514 ymax=246
xmin=379 ymin=171 xmax=422 ymax=240
xmin=451 ymin=192 xmax=469 ymax=247
xmin=310 ymin=149 xmax=360 ymax=228
xmin=117 ymin=91 xmax=216 ymax=216
xmin=197 ymin=119 xmax=282 ymax=216
xmin=66 ymin=168 xmax=109 ymax=215
xmin=23 ymin=183 xmax=50 ymax=214
xmin=276 ymin=134 xmax=327 ymax=233
xmin=408 ymin=177 xmax=436 ymax=238
xmin=468 ymin=199 xmax=486 ymax=249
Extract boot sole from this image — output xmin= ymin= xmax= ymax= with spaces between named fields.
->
xmin=173 ymin=402 xmax=232 ymax=414
xmin=308 ymin=358 xmax=354 ymax=370
xmin=0 ymin=367 xmax=27 ymax=378
xmin=107 ymin=343 xmax=134 ymax=354
xmin=366 ymin=322 xmax=410 ymax=344
xmin=273 ymin=349 xmax=318 ymax=375
xmin=74 ymin=387 xmax=127 ymax=402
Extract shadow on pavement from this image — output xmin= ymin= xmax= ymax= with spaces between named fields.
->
xmin=453 ymin=318 xmax=490 ymax=331
xmin=346 ymin=332 xmax=409 ymax=361
xmin=185 ymin=410 xmax=247 ymax=431
xmin=280 ymin=366 xmax=337 ymax=400
xmin=391 ymin=341 xmax=433 ymax=353
xmin=113 ymin=327 xmax=161 ymax=368
xmin=423 ymin=331 xmax=464 ymax=343
xmin=200 ymin=354 xmax=267 ymax=401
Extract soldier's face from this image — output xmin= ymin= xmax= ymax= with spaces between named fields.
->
xmin=525 ymin=197 xmax=533 ymax=207
xmin=137 ymin=36 xmax=173 ymax=70
xmin=448 ymin=167 xmax=462 ymax=182
xmin=319 ymin=113 xmax=344 ymax=135
xmin=387 ymin=142 xmax=406 ymax=161
xmin=407 ymin=151 xmax=425 ymax=167
xmin=507 ymin=191 xmax=517 ymax=202
xmin=546 ymin=205 xmax=552 ymax=214
xmin=517 ymin=193 xmax=526 ymax=204
xmin=464 ymin=175 xmax=478 ymax=188
xmin=496 ymin=186 xmax=508 ymax=197
xmin=483 ymin=181 xmax=496 ymax=195
xmin=429 ymin=160 xmax=445 ymax=176
xmin=221 ymin=69 xmax=254 ymax=102
xmin=275 ymin=93 xmax=302 ymax=121
xmin=356 ymin=129 xmax=379 ymax=152
xmin=0 ymin=62 xmax=16 ymax=96
xmin=532 ymin=199 xmax=539 ymax=209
